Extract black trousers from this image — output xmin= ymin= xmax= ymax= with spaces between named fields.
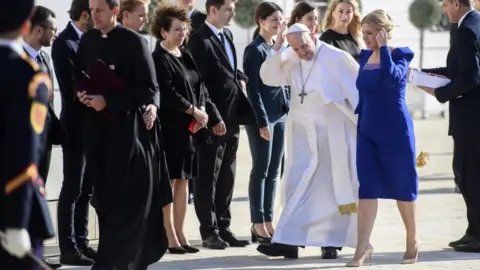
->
xmin=57 ymin=136 xmax=93 ymax=254
xmin=194 ymin=132 xmax=239 ymax=239
xmin=453 ymin=137 xmax=480 ymax=240
xmin=38 ymin=144 xmax=52 ymax=182
xmin=453 ymin=144 xmax=461 ymax=188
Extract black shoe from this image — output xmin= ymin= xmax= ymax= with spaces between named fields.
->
xmin=80 ymin=247 xmax=98 ymax=261
xmin=454 ymin=239 xmax=480 ymax=253
xmin=44 ymin=258 xmax=62 ymax=269
xmin=321 ymin=247 xmax=338 ymax=259
xmin=251 ymin=225 xmax=271 ymax=244
xmin=60 ymin=251 xmax=95 ymax=266
xmin=220 ymin=230 xmax=250 ymax=247
xmin=449 ymin=234 xmax=472 ymax=248
xmin=182 ymin=245 xmax=200 ymax=253
xmin=256 ymin=243 xmax=299 ymax=259
xmin=168 ymin=246 xmax=188 ymax=254
xmin=202 ymin=235 xmax=229 ymax=249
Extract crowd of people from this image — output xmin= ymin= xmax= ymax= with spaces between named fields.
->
xmin=1 ymin=0 xmax=480 ymax=269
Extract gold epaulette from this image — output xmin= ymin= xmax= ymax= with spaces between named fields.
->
xmin=416 ymin=151 xmax=429 ymax=168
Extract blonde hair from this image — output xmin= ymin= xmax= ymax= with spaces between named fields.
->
xmin=117 ymin=0 xmax=151 ymax=23
xmin=361 ymin=9 xmax=394 ymax=39
xmin=322 ymin=0 xmax=361 ymax=42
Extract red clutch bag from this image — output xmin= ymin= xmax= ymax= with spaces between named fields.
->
xmin=188 ymin=119 xmax=203 ymax=134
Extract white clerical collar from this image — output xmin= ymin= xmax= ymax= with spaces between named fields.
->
xmin=205 ymin=20 xmax=223 ymax=36
xmin=187 ymin=8 xmax=195 ymax=19
xmin=71 ymin=21 xmax=84 ymax=38
xmin=459 ymin=9 xmax=474 ymax=27
xmin=22 ymin=41 xmax=40 ymax=59
xmin=0 ymin=39 xmax=24 ymax=56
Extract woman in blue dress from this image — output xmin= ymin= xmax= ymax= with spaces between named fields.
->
xmin=347 ymin=10 xmax=419 ymax=267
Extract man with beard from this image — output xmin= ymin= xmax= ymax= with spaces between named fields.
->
xmin=22 ymin=6 xmax=66 ymax=186
xmin=51 ymin=0 xmax=98 ymax=266
xmin=22 ymin=5 xmax=66 ymax=269
xmin=74 ymin=0 xmax=169 ymax=268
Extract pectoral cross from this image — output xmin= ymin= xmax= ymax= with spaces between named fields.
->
xmin=298 ymin=89 xmax=307 ymax=104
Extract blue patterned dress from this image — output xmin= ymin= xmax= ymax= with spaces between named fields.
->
xmin=355 ymin=46 xmax=418 ymax=201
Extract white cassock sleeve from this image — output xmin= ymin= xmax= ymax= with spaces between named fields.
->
xmin=259 ymin=48 xmax=292 ymax=87
xmin=334 ymin=52 xmax=360 ymax=110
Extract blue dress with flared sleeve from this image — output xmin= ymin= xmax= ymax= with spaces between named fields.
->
xmin=355 ymin=46 xmax=418 ymax=201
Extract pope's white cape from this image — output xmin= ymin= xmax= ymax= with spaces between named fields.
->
xmin=260 ymin=41 xmax=360 ymax=247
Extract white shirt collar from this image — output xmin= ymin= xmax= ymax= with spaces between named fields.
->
xmin=71 ymin=21 xmax=84 ymax=38
xmin=205 ymin=20 xmax=223 ymax=36
xmin=459 ymin=9 xmax=475 ymax=27
xmin=0 ymin=39 xmax=24 ymax=56
xmin=22 ymin=41 xmax=40 ymax=59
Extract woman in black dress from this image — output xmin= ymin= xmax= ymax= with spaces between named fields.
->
xmin=320 ymin=0 xmax=362 ymax=61
xmin=150 ymin=4 xmax=221 ymax=254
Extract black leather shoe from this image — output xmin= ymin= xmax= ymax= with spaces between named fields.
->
xmin=257 ymin=243 xmax=298 ymax=259
xmin=60 ymin=251 xmax=95 ymax=266
xmin=80 ymin=247 xmax=98 ymax=261
xmin=449 ymin=234 xmax=472 ymax=248
xmin=220 ymin=230 xmax=250 ymax=247
xmin=44 ymin=258 xmax=62 ymax=269
xmin=454 ymin=239 xmax=480 ymax=253
xmin=321 ymin=247 xmax=338 ymax=259
xmin=202 ymin=235 xmax=229 ymax=249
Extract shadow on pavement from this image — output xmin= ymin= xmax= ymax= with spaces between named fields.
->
xmin=419 ymin=173 xmax=453 ymax=181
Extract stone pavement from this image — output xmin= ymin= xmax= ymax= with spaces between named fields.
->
xmin=52 ymin=116 xmax=480 ymax=269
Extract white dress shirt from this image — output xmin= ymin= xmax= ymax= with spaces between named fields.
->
xmin=0 ymin=39 xmax=24 ymax=56
xmin=204 ymin=20 xmax=235 ymax=69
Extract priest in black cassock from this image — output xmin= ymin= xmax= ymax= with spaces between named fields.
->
xmin=73 ymin=0 xmax=169 ymax=269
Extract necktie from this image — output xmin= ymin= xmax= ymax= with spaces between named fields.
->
xmin=218 ymin=32 xmax=225 ymax=47
xmin=36 ymin=54 xmax=43 ymax=64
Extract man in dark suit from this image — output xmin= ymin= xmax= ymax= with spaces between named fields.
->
xmin=22 ymin=6 xmax=66 ymax=269
xmin=420 ymin=0 xmax=480 ymax=253
xmin=0 ymin=1 xmax=55 ymax=268
xmin=51 ymin=0 xmax=97 ymax=266
xmin=22 ymin=6 xmax=65 ymax=183
xmin=187 ymin=0 xmax=255 ymax=250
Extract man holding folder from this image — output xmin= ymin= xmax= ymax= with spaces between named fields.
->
xmin=417 ymin=0 xmax=480 ymax=253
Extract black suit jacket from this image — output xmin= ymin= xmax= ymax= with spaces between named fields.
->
xmin=155 ymin=9 xmax=206 ymax=50
xmin=51 ymin=22 xmax=84 ymax=143
xmin=187 ymin=24 xmax=255 ymax=133
xmin=24 ymin=48 xmax=65 ymax=147
xmin=424 ymin=10 xmax=480 ymax=138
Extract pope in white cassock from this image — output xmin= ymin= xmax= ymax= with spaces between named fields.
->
xmin=256 ymin=23 xmax=360 ymax=259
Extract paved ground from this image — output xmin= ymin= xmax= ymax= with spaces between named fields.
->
xmin=48 ymin=116 xmax=480 ymax=269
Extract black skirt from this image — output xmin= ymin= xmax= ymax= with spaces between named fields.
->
xmin=164 ymin=149 xmax=197 ymax=180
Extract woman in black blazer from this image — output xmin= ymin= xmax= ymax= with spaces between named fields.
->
xmin=150 ymin=4 xmax=221 ymax=255
xmin=243 ymin=2 xmax=289 ymax=244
